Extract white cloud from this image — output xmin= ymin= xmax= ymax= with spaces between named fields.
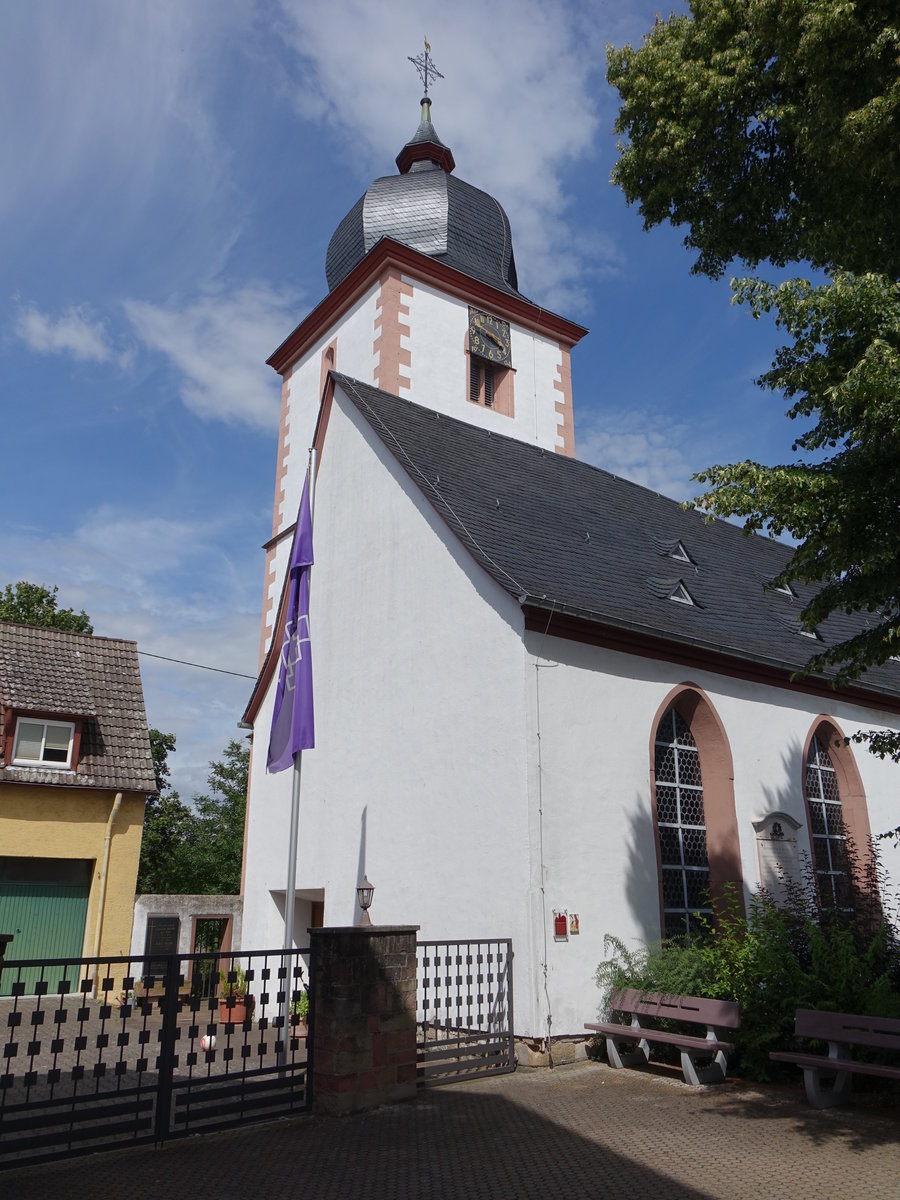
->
xmin=14 ymin=303 xmax=113 ymax=363
xmin=73 ymin=509 xmax=213 ymax=588
xmin=275 ymin=0 xmax=615 ymax=309
xmin=576 ymin=410 xmax=697 ymax=502
xmin=124 ymin=284 xmax=302 ymax=430
xmin=0 ymin=2 xmax=244 ymax=227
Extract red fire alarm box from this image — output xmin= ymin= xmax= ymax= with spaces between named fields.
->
xmin=554 ymin=912 xmax=568 ymax=941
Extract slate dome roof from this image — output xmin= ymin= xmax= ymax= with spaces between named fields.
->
xmin=325 ymin=100 xmax=524 ymax=299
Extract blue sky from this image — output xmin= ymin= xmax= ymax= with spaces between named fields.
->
xmin=2 ymin=1 xmax=796 ymax=799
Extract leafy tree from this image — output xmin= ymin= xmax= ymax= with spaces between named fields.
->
xmin=137 ymin=790 xmax=195 ymax=894
xmin=149 ymin=728 xmax=177 ymax=794
xmin=137 ymin=735 xmax=248 ymax=895
xmin=0 ymin=581 xmax=93 ymax=633
xmin=693 ymin=273 xmax=900 ymax=692
xmin=137 ymin=730 xmax=194 ymax=894
xmin=608 ymin=2 xmax=900 ymax=758
xmin=607 ymin=0 xmax=900 ymax=280
xmin=175 ymin=740 xmax=248 ymax=895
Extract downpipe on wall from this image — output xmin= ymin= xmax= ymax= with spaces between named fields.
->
xmin=91 ymin=790 xmax=123 ymax=993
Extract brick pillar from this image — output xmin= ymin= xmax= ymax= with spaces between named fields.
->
xmin=309 ymin=925 xmax=418 ymax=1116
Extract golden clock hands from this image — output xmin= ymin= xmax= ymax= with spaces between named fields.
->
xmin=477 ymin=324 xmax=507 ymax=349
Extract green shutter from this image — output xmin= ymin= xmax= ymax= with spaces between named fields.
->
xmin=0 ymin=881 xmax=90 ymax=996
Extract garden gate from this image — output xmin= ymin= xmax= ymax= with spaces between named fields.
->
xmin=416 ymin=938 xmax=515 ymax=1085
xmin=0 ymin=946 xmax=312 ymax=1168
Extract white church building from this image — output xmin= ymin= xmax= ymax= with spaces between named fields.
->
xmin=240 ymin=97 xmax=900 ymax=1040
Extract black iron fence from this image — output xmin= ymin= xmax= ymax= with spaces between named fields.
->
xmin=416 ymin=938 xmax=515 ymax=1084
xmin=0 ymin=946 xmax=312 ymax=1168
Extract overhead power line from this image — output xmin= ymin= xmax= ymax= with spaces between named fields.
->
xmin=138 ymin=649 xmax=256 ymax=680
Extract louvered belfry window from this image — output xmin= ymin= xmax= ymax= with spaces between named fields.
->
xmin=470 ymin=360 xmax=494 ymax=408
xmin=654 ymin=708 xmax=713 ymax=938
xmin=806 ymin=734 xmax=851 ymax=909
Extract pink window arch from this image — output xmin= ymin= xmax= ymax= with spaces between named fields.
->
xmin=649 ymin=685 xmax=744 ymax=937
xmin=802 ymin=718 xmax=874 ymax=910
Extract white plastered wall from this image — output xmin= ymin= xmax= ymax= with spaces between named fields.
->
xmin=261 ymin=287 xmax=380 ymax=656
xmin=243 ymin=383 xmax=537 ymax=1015
xmin=403 ymin=279 xmax=564 ymax=451
xmin=523 ymin=630 xmax=900 ymax=1037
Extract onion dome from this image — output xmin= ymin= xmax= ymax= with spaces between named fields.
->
xmin=325 ymin=99 xmax=523 ymax=298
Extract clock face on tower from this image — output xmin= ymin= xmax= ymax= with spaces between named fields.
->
xmin=468 ymin=306 xmax=512 ymax=367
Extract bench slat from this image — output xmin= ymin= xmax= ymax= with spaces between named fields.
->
xmin=770 ymin=1050 xmax=900 ymax=1081
xmin=608 ymin=988 xmax=740 ymax=1029
xmin=792 ymin=1008 xmax=900 ymax=1053
xmin=586 ymin=1022 xmax=734 ymax=1055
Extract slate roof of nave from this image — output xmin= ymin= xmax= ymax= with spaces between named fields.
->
xmin=331 ymin=374 xmax=900 ymax=702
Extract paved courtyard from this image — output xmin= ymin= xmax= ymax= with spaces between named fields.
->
xmin=4 ymin=1060 xmax=899 ymax=1199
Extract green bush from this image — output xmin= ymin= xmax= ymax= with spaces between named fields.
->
xmin=595 ymin=851 xmax=900 ymax=1081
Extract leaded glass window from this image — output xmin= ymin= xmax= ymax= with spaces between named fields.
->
xmin=654 ymin=708 xmax=712 ymax=938
xmin=806 ymin=734 xmax=851 ymax=910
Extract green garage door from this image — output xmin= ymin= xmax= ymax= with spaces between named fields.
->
xmin=0 ymin=859 xmax=91 ymax=996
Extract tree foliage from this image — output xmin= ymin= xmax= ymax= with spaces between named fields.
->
xmin=608 ymin=0 xmax=900 ymax=280
xmin=0 ymin=581 xmax=93 ymax=634
xmin=608 ymin=2 xmax=900 ymax=758
xmin=694 ymin=273 xmax=900 ymax=685
xmin=149 ymin=728 xmax=177 ymax=794
xmin=137 ymin=735 xmax=248 ymax=895
xmin=178 ymin=740 xmax=249 ymax=895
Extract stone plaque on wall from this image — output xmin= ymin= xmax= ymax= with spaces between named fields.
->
xmin=753 ymin=812 xmax=803 ymax=905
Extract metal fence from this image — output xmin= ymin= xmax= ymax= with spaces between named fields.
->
xmin=416 ymin=938 xmax=515 ymax=1085
xmin=0 ymin=946 xmax=312 ymax=1168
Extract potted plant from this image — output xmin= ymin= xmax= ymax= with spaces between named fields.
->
xmin=218 ymin=965 xmax=251 ymax=1025
xmin=291 ymin=988 xmax=310 ymax=1037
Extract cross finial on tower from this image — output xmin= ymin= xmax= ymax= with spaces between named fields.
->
xmin=408 ymin=36 xmax=444 ymax=98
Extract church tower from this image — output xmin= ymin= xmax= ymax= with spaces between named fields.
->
xmin=258 ymin=74 xmax=587 ymax=661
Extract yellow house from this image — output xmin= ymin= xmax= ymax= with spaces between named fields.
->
xmin=0 ymin=622 xmax=156 ymax=990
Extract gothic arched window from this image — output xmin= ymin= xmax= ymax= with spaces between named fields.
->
xmin=653 ymin=707 xmax=712 ymax=938
xmin=805 ymin=733 xmax=852 ymax=910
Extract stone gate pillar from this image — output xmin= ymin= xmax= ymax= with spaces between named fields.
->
xmin=308 ymin=925 xmax=418 ymax=1116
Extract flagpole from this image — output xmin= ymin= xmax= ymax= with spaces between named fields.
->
xmin=280 ymin=447 xmax=317 ymax=1066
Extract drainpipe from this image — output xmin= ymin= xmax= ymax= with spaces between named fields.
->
xmin=91 ymin=791 xmax=123 ymax=991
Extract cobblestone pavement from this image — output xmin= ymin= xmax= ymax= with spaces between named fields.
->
xmin=4 ymin=1061 xmax=899 ymax=1199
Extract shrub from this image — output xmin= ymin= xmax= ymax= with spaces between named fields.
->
xmin=595 ymin=847 xmax=900 ymax=1080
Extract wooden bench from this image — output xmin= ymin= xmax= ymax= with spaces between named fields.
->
xmin=770 ymin=1009 xmax=900 ymax=1108
xmin=586 ymin=988 xmax=740 ymax=1086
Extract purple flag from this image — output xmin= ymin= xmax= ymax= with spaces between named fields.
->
xmin=267 ymin=473 xmax=315 ymax=772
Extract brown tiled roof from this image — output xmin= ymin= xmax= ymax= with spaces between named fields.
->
xmin=0 ymin=622 xmax=157 ymax=793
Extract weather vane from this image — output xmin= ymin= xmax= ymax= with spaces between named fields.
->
xmin=408 ymin=36 xmax=444 ymax=97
